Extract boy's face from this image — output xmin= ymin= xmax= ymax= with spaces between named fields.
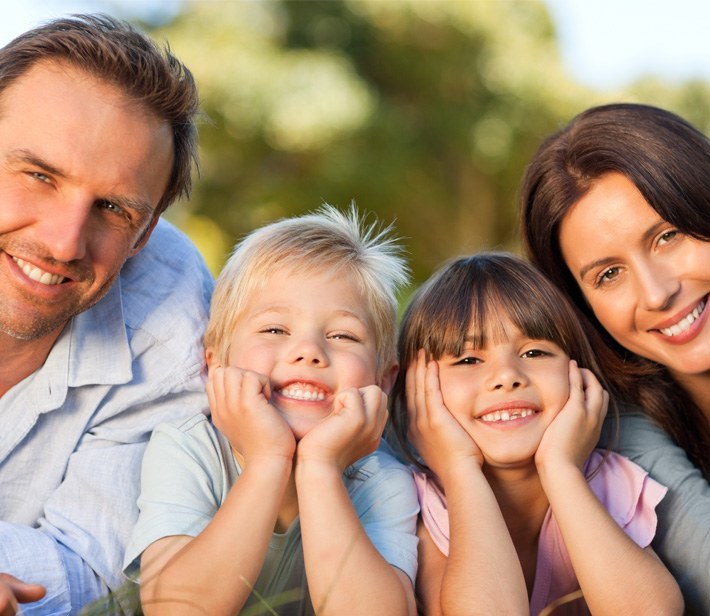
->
xmin=224 ymin=267 xmax=382 ymax=440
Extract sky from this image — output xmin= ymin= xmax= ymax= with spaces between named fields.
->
xmin=1 ymin=0 xmax=710 ymax=91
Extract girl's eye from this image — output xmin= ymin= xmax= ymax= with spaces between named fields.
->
xmin=454 ymin=356 xmax=480 ymax=365
xmin=521 ymin=349 xmax=549 ymax=359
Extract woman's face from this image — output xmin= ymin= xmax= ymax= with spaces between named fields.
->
xmin=558 ymin=172 xmax=710 ymax=380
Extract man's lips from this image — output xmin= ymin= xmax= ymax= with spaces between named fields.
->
xmin=11 ymin=255 xmax=67 ymax=285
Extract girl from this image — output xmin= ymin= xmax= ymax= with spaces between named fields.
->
xmin=390 ymin=252 xmax=683 ymax=615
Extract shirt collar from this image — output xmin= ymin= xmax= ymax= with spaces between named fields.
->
xmin=66 ymin=276 xmax=133 ymax=387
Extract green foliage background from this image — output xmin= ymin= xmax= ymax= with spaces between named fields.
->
xmin=133 ymin=0 xmax=710 ymax=284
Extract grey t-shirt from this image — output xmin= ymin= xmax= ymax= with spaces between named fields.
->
xmin=125 ymin=414 xmax=419 ymax=615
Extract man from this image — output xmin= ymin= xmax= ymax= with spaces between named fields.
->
xmin=0 ymin=14 xmax=213 ymax=614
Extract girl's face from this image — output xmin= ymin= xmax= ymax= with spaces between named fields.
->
xmin=559 ymin=172 xmax=710 ymax=382
xmin=435 ymin=314 xmax=571 ymax=469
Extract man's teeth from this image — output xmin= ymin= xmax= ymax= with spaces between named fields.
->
xmin=12 ymin=257 xmax=65 ymax=285
xmin=480 ymin=409 xmax=536 ymax=423
xmin=659 ymin=299 xmax=706 ymax=337
xmin=280 ymin=384 xmax=326 ymax=401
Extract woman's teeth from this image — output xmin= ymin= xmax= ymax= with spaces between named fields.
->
xmin=659 ymin=299 xmax=706 ymax=337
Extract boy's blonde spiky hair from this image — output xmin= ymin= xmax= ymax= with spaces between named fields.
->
xmin=204 ymin=204 xmax=410 ymax=375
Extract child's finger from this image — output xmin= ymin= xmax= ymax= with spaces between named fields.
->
xmin=424 ymin=360 xmax=446 ymax=413
xmin=579 ymin=368 xmax=609 ymax=422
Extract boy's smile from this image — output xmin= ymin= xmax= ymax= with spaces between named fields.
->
xmin=224 ymin=266 xmax=380 ymax=440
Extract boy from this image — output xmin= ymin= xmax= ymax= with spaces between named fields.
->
xmin=124 ymin=206 xmax=418 ymax=615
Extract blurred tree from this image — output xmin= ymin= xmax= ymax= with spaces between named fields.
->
xmin=145 ymin=0 xmax=710 ymax=283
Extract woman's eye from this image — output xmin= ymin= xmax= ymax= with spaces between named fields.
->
xmin=596 ymin=266 xmax=620 ymax=286
xmin=658 ymin=229 xmax=678 ymax=245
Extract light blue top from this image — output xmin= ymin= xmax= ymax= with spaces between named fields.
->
xmin=0 ymin=219 xmax=213 ymax=615
xmin=124 ymin=414 xmax=420 ymax=616
xmin=600 ymin=411 xmax=710 ymax=615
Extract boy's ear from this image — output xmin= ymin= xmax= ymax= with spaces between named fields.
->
xmin=205 ymin=348 xmax=219 ymax=369
xmin=380 ymin=363 xmax=399 ymax=394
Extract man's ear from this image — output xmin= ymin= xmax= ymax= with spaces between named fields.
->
xmin=380 ymin=363 xmax=399 ymax=394
xmin=130 ymin=214 xmax=161 ymax=256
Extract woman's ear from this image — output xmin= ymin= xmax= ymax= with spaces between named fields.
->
xmin=380 ymin=363 xmax=399 ymax=394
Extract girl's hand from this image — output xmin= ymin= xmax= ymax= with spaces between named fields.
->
xmin=535 ymin=360 xmax=608 ymax=474
xmin=207 ymin=365 xmax=296 ymax=465
xmin=407 ymin=350 xmax=484 ymax=479
xmin=297 ymin=385 xmax=387 ymax=472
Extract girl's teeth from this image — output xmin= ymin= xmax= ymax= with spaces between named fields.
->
xmin=480 ymin=409 xmax=536 ymax=423
xmin=659 ymin=300 xmax=705 ymax=337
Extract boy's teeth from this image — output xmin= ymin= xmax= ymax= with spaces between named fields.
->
xmin=480 ymin=408 xmax=536 ymax=423
xmin=12 ymin=257 xmax=65 ymax=285
xmin=280 ymin=384 xmax=326 ymax=401
xmin=659 ymin=299 xmax=705 ymax=337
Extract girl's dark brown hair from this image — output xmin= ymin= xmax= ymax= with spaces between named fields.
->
xmin=519 ymin=103 xmax=710 ymax=476
xmin=389 ymin=252 xmax=615 ymax=470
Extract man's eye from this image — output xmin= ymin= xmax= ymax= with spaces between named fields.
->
xmin=31 ymin=171 xmax=51 ymax=183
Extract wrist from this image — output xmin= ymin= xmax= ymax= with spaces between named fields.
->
xmin=294 ymin=455 xmax=342 ymax=486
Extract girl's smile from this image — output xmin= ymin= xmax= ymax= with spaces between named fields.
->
xmin=436 ymin=315 xmax=570 ymax=468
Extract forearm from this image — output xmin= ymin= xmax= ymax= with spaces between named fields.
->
xmin=602 ymin=411 xmax=710 ymax=614
xmin=296 ymin=460 xmax=414 ymax=616
xmin=439 ymin=465 xmax=527 ymax=616
xmin=0 ymin=522 xmax=106 ymax=616
xmin=541 ymin=464 xmax=683 ymax=615
xmin=143 ymin=458 xmax=291 ymax=616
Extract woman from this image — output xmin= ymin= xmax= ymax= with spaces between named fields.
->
xmin=519 ymin=102 xmax=709 ymax=614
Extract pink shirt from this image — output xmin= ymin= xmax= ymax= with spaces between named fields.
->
xmin=414 ymin=450 xmax=667 ymax=615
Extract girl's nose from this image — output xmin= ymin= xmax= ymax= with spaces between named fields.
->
xmin=488 ymin=358 xmax=527 ymax=391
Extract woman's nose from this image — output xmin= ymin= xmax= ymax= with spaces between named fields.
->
xmin=636 ymin=261 xmax=680 ymax=311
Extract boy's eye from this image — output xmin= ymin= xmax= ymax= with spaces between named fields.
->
xmin=328 ymin=332 xmax=360 ymax=342
xmin=260 ymin=326 xmax=287 ymax=335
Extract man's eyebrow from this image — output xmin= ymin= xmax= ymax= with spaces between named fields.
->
xmin=8 ymin=149 xmax=65 ymax=177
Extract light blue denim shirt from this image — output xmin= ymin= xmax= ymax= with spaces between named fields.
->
xmin=0 ymin=219 xmax=213 ymax=615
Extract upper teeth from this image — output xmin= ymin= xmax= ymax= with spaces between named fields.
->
xmin=480 ymin=408 xmax=536 ymax=422
xmin=12 ymin=257 xmax=65 ymax=285
xmin=659 ymin=299 xmax=705 ymax=337
xmin=280 ymin=384 xmax=326 ymax=401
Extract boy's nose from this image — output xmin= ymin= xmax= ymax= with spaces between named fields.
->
xmin=290 ymin=337 xmax=329 ymax=367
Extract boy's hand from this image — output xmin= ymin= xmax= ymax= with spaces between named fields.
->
xmin=407 ymin=350 xmax=484 ymax=478
xmin=535 ymin=360 xmax=609 ymax=474
xmin=297 ymin=385 xmax=387 ymax=472
xmin=207 ymin=365 xmax=296 ymax=465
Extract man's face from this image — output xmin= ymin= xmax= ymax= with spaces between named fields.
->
xmin=0 ymin=60 xmax=174 ymax=342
